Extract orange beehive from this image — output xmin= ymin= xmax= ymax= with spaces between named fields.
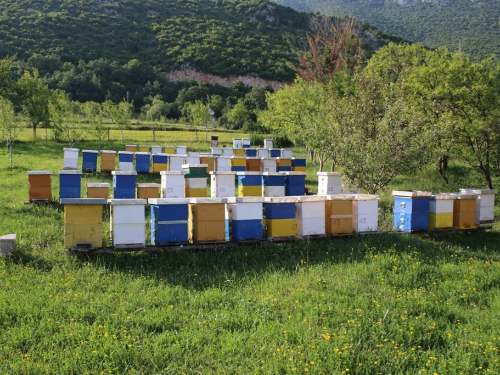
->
xmin=325 ymin=195 xmax=355 ymax=235
xmin=86 ymin=183 xmax=110 ymax=199
xmin=100 ymin=150 xmax=116 ymax=172
xmin=453 ymin=193 xmax=477 ymax=230
xmin=136 ymin=183 xmax=160 ymax=199
xmin=246 ymin=157 xmax=261 ymax=172
xmin=188 ymin=198 xmax=227 ymax=244
xmin=27 ymin=171 xmax=53 ymax=202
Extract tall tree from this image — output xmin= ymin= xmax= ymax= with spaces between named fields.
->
xmin=83 ymin=101 xmax=106 ymax=151
xmin=50 ymin=90 xmax=83 ymax=147
xmin=0 ymin=97 xmax=22 ymax=169
xmin=104 ymin=100 xmax=133 ymax=142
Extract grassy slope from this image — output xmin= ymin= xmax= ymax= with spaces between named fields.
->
xmin=1 ymin=130 xmax=500 ymax=373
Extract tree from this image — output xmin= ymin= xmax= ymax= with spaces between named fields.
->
xmin=226 ymin=100 xmax=252 ymax=130
xmin=183 ymin=100 xmax=213 ymax=141
xmin=83 ymin=101 xmax=106 ymax=151
xmin=0 ymin=56 xmax=17 ymax=99
xmin=0 ymin=97 xmax=22 ymax=169
xmin=50 ymin=90 xmax=83 ymax=147
xmin=104 ymin=100 xmax=133 ymax=142
xmin=17 ymin=70 xmax=52 ymax=139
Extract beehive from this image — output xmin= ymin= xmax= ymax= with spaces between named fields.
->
xmin=392 ymin=190 xmax=432 ymax=232
xmin=61 ymin=198 xmax=106 ymax=249
xmin=429 ymin=194 xmax=455 ymax=230
xmin=82 ymin=150 xmax=98 ymax=172
xmin=263 ymin=197 xmax=297 ymax=239
xmin=136 ymin=183 xmax=160 ymax=199
xmin=352 ymin=194 xmax=379 ymax=233
xmin=100 ymin=150 xmax=116 ymax=172
xmin=281 ymin=148 xmax=293 ymax=158
xmin=216 ymin=156 xmax=231 ymax=172
xmin=63 ymin=148 xmax=79 ymax=170
xmin=188 ymin=197 xmax=227 ymax=244
xmin=325 ymin=194 xmax=355 ymax=235
xmin=245 ymin=148 xmax=257 ymax=157
xmin=210 ymin=171 xmax=236 ymax=198
xmin=163 ymin=146 xmax=176 ymax=154
xmin=118 ymin=151 xmax=134 ymax=171
xmin=186 ymin=154 xmax=201 ymax=165
xmin=109 ymin=199 xmax=147 ymax=248
xmin=149 ymin=198 xmax=190 ymax=246
xmin=233 ymin=148 xmax=246 ymax=156
xmin=183 ymin=164 xmax=208 ymax=198
xmin=152 ymin=153 xmax=168 ymax=173
xmin=246 ymin=157 xmax=261 ymax=172
xmin=211 ymin=135 xmax=219 ymax=148
xmin=212 ymin=147 xmax=222 ymax=156
xmin=135 ymin=152 xmax=151 ymax=173
xmin=460 ymin=188 xmax=497 ymax=228
xmin=230 ymin=156 xmax=246 ymax=172
xmin=125 ymin=145 xmax=137 ymax=153
xmin=160 ymin=171 xmax=185 ymax=198
xmin=169 ymin=154 xmax=185 ymax=172
xmin=176 ymin=146 xmax=187 ymax=154
xmin=27 ymin=171 xmax=53 ymax=202
xmin=222 ymin=148 xmax=234 ymax=156
xmin=257 ymin=148 xmax=268 ymax=157
xmin=226 ymin=197 xmax=264 ymax=243
xmin=233 ymin=138 xmax=242 ymax=149
xmin=285 ymin=172 xmax=306 ymax=196
xmin=317 ymin=172 xmax=342 ymax=195
xmin=242 ymin=138 xmax=251 ymax=148
xmin=86 ymin=183 xmax=110 ymax=199
xmin=200 ymin=155 xmax=216 ymax=173
xmin=296 ymin=196 xmax=326 ymax=237
xmin=262 ymin=172 xmax=286 ymax=197
xmin=151 ymin=145 xmax=162 ymax=154
xmin=264 ymin=139 xmax=273 ymax=149
xmin=59 ymin=170 xmax=82 ymax=199
xmin=1 ymin=234 xmax=16 ymax=257
xmin=237 ymin=172 xmax=263 ymax=197
xmin=276 ymin=157 xmax=292 ymax=172
xmin=269 ymin=148 xmax=281 ymax=158
xmin=112 ymin=171 xmax=137 ymax=199
xmin=139 ymin=145 xmax=150 ymax=152
xmin=261 ymin=158 xmax=277 ymax=173
xmin=291 ymin=157 xmax=306 ymax=172
xmin=453 ymin=193 xmax=477 ymax=230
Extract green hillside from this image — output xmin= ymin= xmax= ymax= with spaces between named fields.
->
xmin=276 ymin=0 xmax=500 ymax=61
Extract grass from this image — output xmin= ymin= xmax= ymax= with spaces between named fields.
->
xmin=1 ymin=130 xmax=500 ymax=373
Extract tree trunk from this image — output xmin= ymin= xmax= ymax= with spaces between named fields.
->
xmin=330 ymin=159 xmax=336 ymax=172
xmin=436 ymin=155 xmax=449 ymax=184
xmin=120 ymin=129 xmax=123 ymax=142
xmin=9 ymin=143 xmax=13 ymax=169
xmin=33 ymin=125 xmax=37 ymax=139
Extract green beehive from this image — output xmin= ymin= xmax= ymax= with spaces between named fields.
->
xmin=182 ymin=164 xmax=208 ymax=178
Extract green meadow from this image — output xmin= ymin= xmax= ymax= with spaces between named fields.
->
xmin=1 ymin=128 xmax=500 ymax=374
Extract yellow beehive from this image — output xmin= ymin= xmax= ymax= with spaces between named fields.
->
xmin=429 ymin=193 xmax=455 ymax=230
xmin=152 ymin=163 xmax=168 ymax=173
xmin=125 ymin=145 xmax=137 ymax=153
xmin=238 ymin=185 xmax=262 ymax=197
xmin=429 ymin=213 xmax=454 ymax=230
xmin=325 ymin=195 xmax=355 ymax=235
xmin=86 ymin=183 xmax=110 ymax=199
xmin=234 ymin=148 xmax=246 ymax=156
xmin=200 ymin=156 xmax=216 ymax=173
xmin=185 ymin=188 xmax=207 ymax=198
xmin=139 ymin=145 xmax=150 ymax=152
xmin=230 ymin=157 xmax=246 ymax=170
xmin=276 ymin=158 xmax=292 ymax=168
xmin=292 ymin=166 xmax=307 ymax=172
xmin=188 ymin=198 xmax=227 ymax=244
xmin=100 ymin=150 xmax=116 ymax=172
xmin=61 ymin=198 xmax=106 ymax=249
xmin=136 ymin=183 xmax=160 ymax=199
xmin=264 ymin=219 xmax=296 ymax=238
xmin=163 ymin=146 xmax=176 ymax=154
xmin=453 ymin=194 xmax=477 ymax=230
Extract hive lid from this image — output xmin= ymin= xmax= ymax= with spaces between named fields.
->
xmin=281 ymin=148 xmax=292 ymax=151
xmin=101 ymin=150 xmax=116 ymax=154
xmin=108 ymin=199 xmax=147 ymax=205
xmin=137 ymin=183 xmax=160 ymax=188
xmin=59 ymin=170 xmax=82 ymax=175
xmin=135 ymin=152 xmax=151 ymax=156
xmin=148 ymin=198 xmax=190 ymax=205
xmin=264 ymin=196 xmax=299 ymax=203
xmin=27 ymin=170 xmax=53 ymax=175
xmin=152 ymin=153 xmax=168 ymax=157
xmin=215 ymin=155 xmax=232 ymax=159
xmin=188 ymin=152 xmax=201 ymax=156
xmin=118 ymin=151 xmax=134 ymax=155
xmin=125 ymin=144 xmax=137 ymax=147
xmin=60 ymin=198 xmax=107 ymax=205
xmin=261 ymin=157 xmax=275 ymax=160
xmin=169 ymin=154 xmax=186 ymax=158
xmin=111 ymin=171 xmax=137 ymax=175
xmin=139 ymin=145 xmax=150 ymax=147
xmin=317 ymin=172 xmax=341 ymax=176
xmin=82 ymin=150 xmax=98 ymax=153
xmin=226 ymin=197 xmax=264 ymax=203
xmin=352 ymin=194 xmax=380 ymax=201
xmin=262 ymin=172 xmax=285 ymax=176
xmin=326 ymin=194 xmax=357 ymax=200
xmin=236 ymin=171 xmax=262 ymax=175
xmin=151 ymin=145 xmax=162 ymax=148
xmin=284 ymin=172 xmax=306 ymax=176
xmin=182 ymin=164 xmax=208 ymax=168
xmin=209 ymin=171 xmax=236 ymax=175
xmin=291 ymin=157 xmax=306 ymax=160
xmin=86 ymin=183 xmax=110 ymax=188
xmin=392 ymin=190 xmax=432 ymax=197
xmin=455 ymin=193 xmax=477 ymax=200
xmin=189 ymin=197 xmax=227 ymax=204
xmin=160 ymin=171 xmax=185 ymax=175
xmin=257 ymin=148 xmax=268 ymax=150
xmin=230 ymin=156 xmax=246 ymax=159
xmin=245 ymin=157 xmax=260 ymax=160
xmin=296 ymin=195 xmax=326 ymax=202
xmin=164 ymin=145 xmax=176 ymax=148
xmin=63 ymin=148 xmax=79 ymax=152
xmin=460 ymin=188 xmax=497 ymax=195
xmin=276 ymin=157 xmax=291 ymax=160
xmin=430 ymin=193 xmax=457 ymax=200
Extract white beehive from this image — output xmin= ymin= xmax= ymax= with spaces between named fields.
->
xmin=222 ymin=148 xmax=234 ymax=156
xmin=109 ymin=199 xmax=147 ymax=248
xmin=212 ymin=147 xmax=223 ymax=156
xmin=160 ymin=171 xmax=185 ymax=198
xmin=226 ymin=196 xmax=264 ymax=221
xmin=352 ymin=194 xmax=379 ymax=232
xmin=186 ymin=154 xmax=201 ymax=165
xmin=151 ymin=145 xmax=162 ymax=154
xmin=257 ymin=148 xmax=268 ymax=157
xmin=216 ymin=156 xmax=231 ymax=172
xmin=459 ymin=188 xmax=497 ymax=226
xmin=242 ymin=138 xmax=251 ymax=148
xmin=63 ymin=148 xmax=79 ymax=170
xmin=176 ymin=146 xmax=187 ymax=154
xmin=317 ymin=172 xmax=342 ymax=195
xmin=261 ymin=158 xmax=277 ymax=173
xmin=296 ymin=196 xmax=326 ymax=237
xmin=168 ymin=154 xmax=185 ymax=172
xmin=281 ymin=148 xmax=293 ymax=158
xmin=264 ymin=139 xmax=273 ymax=149
xmin=210 ymin=171 xmax=236 ymax=198
xmin=233 ymin=138 xmax=242 ymax=148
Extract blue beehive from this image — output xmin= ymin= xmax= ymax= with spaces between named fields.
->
xmin=112 ymin=171 xmax=137 ymax=199
xmin=245 ymin=148 xmax=257 ymax=157
xmin=237 ymin=172 xmax=263 ymax=197
xmin=262 ymin=172 xmax=286 ymax=197
xmin=226 ymin=197 xmax=264 ymax=243
xmin=82 ymin=150 xmax=98 ymax=172
xmin=285 ymin=172 xmax=306 ymax=196
xmin=149 ymin=198 xmax=189 ymax=246
xmin=392 ymin=190 xmax=432 ymax=232
xmin=269 ymin=148 xmax=281 ymax=158
xmin=59 ymin=170 xmax=82 ymax=199
xmin=135 ymin=152 xmax=151 ymax=173
xmin=118 ymin=151 xmax=134 ymax=171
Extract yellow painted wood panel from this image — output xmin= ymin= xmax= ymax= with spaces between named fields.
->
xmin=185 ymin=188 xmax=207 ymax=198
xmin=136 ymin=187 xmax=159 ymax=199
xmin=264 ymin=219 xmax=296 ymax=238
xmin=292 ymin=167 xmax=307 ymax=172
xmin=87 ymin=187 xmax=109 ymax=199
xmin=230 ymin=158 xmax=246 ymax=167
xmin=429 ymin=212 xmax=453 ymax=230
xmin=455 ymin=199 xmax=476 ymax=213
xmin=188 ymin=220 xmax=226 ymax=243
xmin=100 ymin=157 xmax=115 ymax=171
xmin=139 ymin=146 xmax=150 ymax=152
xmin=329 ymin=200 xmax=353 ymax=216
xmin=233 ymin=149 xmax=246 ymax=156
xmin=276 ymin=159 xmax=292 ymax=167
xmin=200 ymin=157 xmax=216 ymax=172
xmin=189 ymin=204 xmax=225 ymax=222
xmin=152 ymin=163 xmax=168 ymax=173
xmin=329 ymin=217 xmax=353 ymax=235
xmin=65 ymin=205 xmax=103 ymax=225
xmin=65 ymin=226 xmax=103 ymax=248
xmin=164 ymin=147 xmax=176 ymax=154
xmin=453 ymin=212 xmax=477 ymax=230
xmin=125 ymin=146 xmax=137 ymax=152
xmin=238 ymin=185 xmax=262 ymax=197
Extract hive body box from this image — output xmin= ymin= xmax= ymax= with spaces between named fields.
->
xmin=233 ymin=138 xmax=242 ymax=149
xmin=242 ymin=138 xmax=251 ymax=149
xmin=453 ymin=193 xmax=477 ymax=230
xmin=136 ymin=183 xmax=160 ymax=199
xmin=163 ymin=146 xmax=176 ymax=154
xmin=230 ymin=156 xmax=246 ymax=172
xmin=245 ymin=148 xmax=257 ymax=157
xmin=139 ymin=145 xmax=150 ymax=153
xmin=100 ymin=150 xmax=116 ymax=172
xmin=429 ymin=194 xmax=455 ymax=230
xmin=149 ymin=198 xmax=189 ymax=246
xmin=112 ymin=171 xmax=137 ymax=199
xmin=82 ymin=150 xmax=98 ymax=172
xmin=151 ymin=145 xmax=162 ymax=154
xmin=63 ymin=148 xmax=79 ymax=170
xmin=264 ymin=139 xmax=273 ymax=149
xmin=1 ymin=234 xmax=16 ymax=257
xmin=186 ymin=154 xmax=201 ymax=165
xmin=216 ymin=156 xmax=231 ymax=172
xmin=27 ymin=171 xmax=53 ymax=202
xmin=61 ymin=198 xmax=106 ymax=249
xmin=233 ymin=149 xmax=246 ymax=157
xmin=237 ymin=172 xmax=263 ymax=197
xmin=183 ymin=164 xmax=208 ymax=198
xmin=269 ymin=148 xmax=280 ymax=158
xmin=317 ymin=172 xmax=342 ymax=195
xmin=125 ymin=145 xmax=137 ymax=153
xmin=210 ymin=172 xmax=236 ymax=198
xmin=325 ymin=195 xmax=355 ymax=235
xmin=263 ymin=197 xmax=297 ymax=239
xmin=211 ymin=147 xmax=222 ymax=156
xmin=246 ymin=157 xmax=261 ymax=172
xmin=152 ymin=153 xmax=168 ymax=173
xmin=86 ymin=183 xmax=110 ymax=199
xmin=59 ymin=170 xmax=82 ymax=199
xmin=262 ymin=172 xmax=286 ymax=197
xmin=460 ymin=188 xmax=497 ymax=228
xmin=200 ymin=156 xmax=216 ymax=173
xmin=261 ymin=158 xmax=277 ymax=173
xmin=281 ymin=149 xmax=293 ymax=158
xmin=285 ymin=172 xmax=306 ymax=196
xmin=226 ymin=197 xmax=264 ymax=243
xmin=392 ymin=190 xmax=432 ymax=232
xmin=222 ymin=148 xmax=234 ymax=156
xmin=169 ymin=155 xmax=185 ymax=172
xmin=135 ymin=152 xmax=151 ymax=173
xmin=109 ymin=199 xmax=147 ymax=248
xmin=276 ymin=158 xmax=292 ymax=172
xmin=118 ymin=151 xmax=134 ymax=171
xmin=211 ymin=135 xmax=219 ymax=148
xmin=352 ymin=194 xmax=379 ymax=232
xmin=257 ymin=148 xmax=268 ymax=158
xmin=176 ymin=146 xmax=187 ymax=155
xmin=188 ymin=198 xmax=227 ymax=244
xmin=160 ymin=171 xmax=185 ymax=198
xmin=291 ymin=157 xmax=306 ymax=172
xmin=296 ymin=196 xmax=326 ymax=237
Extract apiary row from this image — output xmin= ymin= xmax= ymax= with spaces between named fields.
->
xmin=60 ymin=194 xmax=380 ymax=250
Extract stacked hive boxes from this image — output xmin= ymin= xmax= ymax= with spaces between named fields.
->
xmin=210 ymin=172 xmax=236 ymax=198
xmin=429 ymin=194 xmax=455 ymax=230
xmin=135 ymin=152 xmax=151 ymax=173
xmin=453 ymin=193 xmax=477 ymax=230
xmin=61 ymin=198 xmax=106 ymax=249
xmin=188 ymin=198 xmax=227 ymax=244
xmin=118 ymin=151 xmax=134 ymax=171
xmin=262 ymin=172 xmax=285 ymax=197
xmin=325 ymin=194 xmax=355 ymax=235
xmin=263 ymin=197 xmax=297 ymax=240
xmin=460 ymin=189 xmax=496 ymax=228
xmin=296 ymin=196 xmax=326 ymax=237
xmin=100 ymin=150 xmax=116 ymax=172
xmin=183 ymin=164 xmax=208 ymax=197
xmin=160 ymin=171 xmax=185 ymax=198
xmin=149 ymin=198 xmax=189 ymax=246
xmin=352 ymin=194 xmax=379 ymax=233
xmin=152 ymin=153 xmax=168 ymax=173
xmin=226 ymin=197 xmax=264 ymax=243
xmin=109 ymin=199 xmax=147 ymax=248
xmin=237 ymin=172 xmax=262 ymax=197
xmin=317 ymin=172 xmax=342 ymax=195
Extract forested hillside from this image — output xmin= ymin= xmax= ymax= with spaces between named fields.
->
xmin=276 ymin=0 xmax=500 ymax=61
